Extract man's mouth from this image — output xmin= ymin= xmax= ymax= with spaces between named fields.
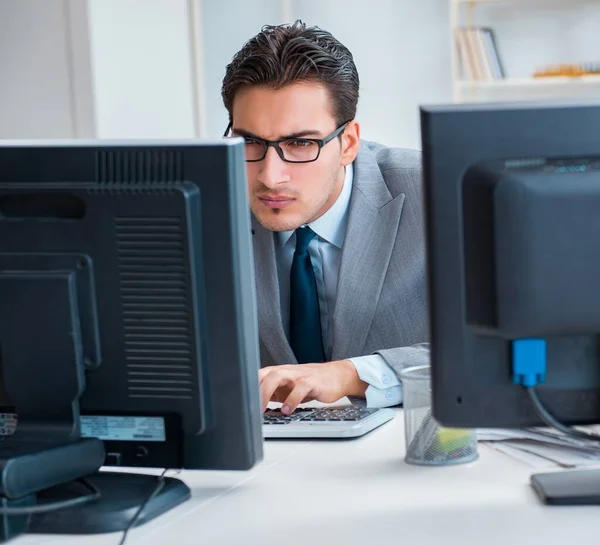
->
xmin=258 ymin=196 xmax=295 ymax=209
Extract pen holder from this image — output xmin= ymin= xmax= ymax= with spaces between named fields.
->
xmin=400 ymin=365 xmax=478 ymax=466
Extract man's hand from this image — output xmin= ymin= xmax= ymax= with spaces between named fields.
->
xmin=259 ymin=360 xmax=368 ymax=414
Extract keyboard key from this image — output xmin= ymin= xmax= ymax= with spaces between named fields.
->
xmin=262 ymin=406 xmax=379 ymax=425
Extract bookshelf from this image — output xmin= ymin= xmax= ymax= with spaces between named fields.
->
xmin=450 ymin=0 xmax=600 ymax=102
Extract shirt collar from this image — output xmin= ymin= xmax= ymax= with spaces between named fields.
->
xmin=278 ymin=162 xmax=354 ymax=249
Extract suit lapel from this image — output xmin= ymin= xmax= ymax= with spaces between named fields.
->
xmin=331 ymin=147 xmax=406 ymax=361
xmin=251 ymin=216 xmax=296 ymax=365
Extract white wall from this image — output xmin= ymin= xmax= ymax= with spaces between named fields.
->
xmin=0 ymin=0 xmax=76 ymax=138
xmin=1 ymin=0 xmax=599 ymax=146
xmin=0 ymin=0 xmax=201 ymax=140
xmin=87 ymin=0 xmax=198 ymax=139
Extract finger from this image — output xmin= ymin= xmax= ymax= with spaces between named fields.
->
xmin=258 ymin=366 xmax=274 ymax=382
xmin=260 ymin=371 xmax=290 ymax=413
xmin=281 ymin=380 xmax=314 ymax=415
xmin=259 ymin=364 xmax=294 ymax=384
xmin=268 ymin=386 xmax=293 ymax=404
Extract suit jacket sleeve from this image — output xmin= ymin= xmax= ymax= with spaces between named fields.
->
xmin=374 ymin=343 xmax=430 ymax=379
xmin=368 ymin=145 xmax=430 ymax=383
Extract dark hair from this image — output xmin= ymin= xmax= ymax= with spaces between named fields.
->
xmin=221 ymin=20 xmax=359 ymax=127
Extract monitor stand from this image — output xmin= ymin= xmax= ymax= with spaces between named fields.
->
xmin=0 ymin=264 xmax=108 ymax=541
xmin=28 ymin=471 xmax=191 ymax=534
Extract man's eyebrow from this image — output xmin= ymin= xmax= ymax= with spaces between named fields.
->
xmin=231 ymin=128 xmax=324 ymax=140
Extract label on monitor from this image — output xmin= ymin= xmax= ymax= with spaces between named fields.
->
xmin=80 ymin=416 xmax=166 ymax=442
xmin=0 ymin=413 xmax=17 ymax=436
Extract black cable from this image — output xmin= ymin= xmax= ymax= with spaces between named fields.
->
xmin=527 ymin=387 xmax=600 ymax=443
xmin=118 ymin=468 xmax=169 ymax=545
xmin=0 ymin=478 xmax=100 ymax=515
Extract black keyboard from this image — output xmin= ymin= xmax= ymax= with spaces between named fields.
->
xmin=263 ymin=406 xmax=379 ymax=425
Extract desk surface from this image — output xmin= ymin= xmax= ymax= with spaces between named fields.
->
xmin=18 ymin=411 xmax=599 ymax=545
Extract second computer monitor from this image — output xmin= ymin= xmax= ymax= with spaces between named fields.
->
xmin=420 ymin=100 xmax=600 ymax=429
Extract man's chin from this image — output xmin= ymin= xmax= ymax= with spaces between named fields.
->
xmin=252 ymin=210 xmax=304 ymax=232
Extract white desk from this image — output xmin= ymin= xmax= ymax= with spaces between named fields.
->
xmin=17 ymin=411 xmax=600 ymax=545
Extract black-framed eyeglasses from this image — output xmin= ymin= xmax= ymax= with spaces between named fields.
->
xmin=222 ymin=121 xmax=351 ymax=163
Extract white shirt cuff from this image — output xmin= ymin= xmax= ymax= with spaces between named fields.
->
xmin=347 ymin=354 xmax=403 ymax=408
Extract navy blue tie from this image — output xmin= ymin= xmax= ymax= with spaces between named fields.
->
xmin=289 ymin=227 xmax=325 ymax=363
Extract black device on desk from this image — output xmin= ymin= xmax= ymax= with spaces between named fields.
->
xmin=420 ymin=99 xmax=600 ymax=505
xmin=0 ymin=139 xmax=263 ymax=541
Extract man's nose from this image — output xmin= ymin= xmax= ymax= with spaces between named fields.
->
xmin=257 ymin=146 xmax=289 ymax=188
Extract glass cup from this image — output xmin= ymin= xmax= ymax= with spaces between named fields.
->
xmin=400 ymin=364 xmax=478 ymax=466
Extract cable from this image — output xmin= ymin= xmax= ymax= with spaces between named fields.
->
xmin=117 ymin=468 xmax=169 ymax=545
xmin=512 ymin=338 xmax=600 ymax=444
xmin=527 ymin=387 xmax=600 ymax=443
xmin=0 ymin=478 xmax=100 ymax=515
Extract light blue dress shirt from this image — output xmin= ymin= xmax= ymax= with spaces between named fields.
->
xmin=275 ymin=163 xmax=403 ymax=408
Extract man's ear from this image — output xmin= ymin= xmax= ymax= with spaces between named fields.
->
xmin=340 ymin=120 xmax=360 ymax=167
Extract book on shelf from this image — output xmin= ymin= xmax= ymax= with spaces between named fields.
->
xmin=456 ymin=26 xmax=505 ymax=82
xmin=534 ymin=64 xmax=600 ymax=78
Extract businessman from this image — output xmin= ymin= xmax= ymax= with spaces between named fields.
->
xmin=221 ymin=20 xmax=429 ymax=414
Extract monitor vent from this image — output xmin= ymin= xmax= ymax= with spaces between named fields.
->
xmin=116 ymin=217 xmax=195 ymax=400
xmin=96 ymin=150 xmax=184 ymax=183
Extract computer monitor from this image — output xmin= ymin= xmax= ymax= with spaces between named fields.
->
xmin=0 ymin=139 xmax=263 ymax=538
xmin=420 ymin=99 xmax=600 ymax=430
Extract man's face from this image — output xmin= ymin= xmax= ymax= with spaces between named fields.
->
xmin=231 ymin=82 xmax=357 ymax=232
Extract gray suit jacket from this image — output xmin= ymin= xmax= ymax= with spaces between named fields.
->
xmin=251 ymin=140 xmax=430 ymax=384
